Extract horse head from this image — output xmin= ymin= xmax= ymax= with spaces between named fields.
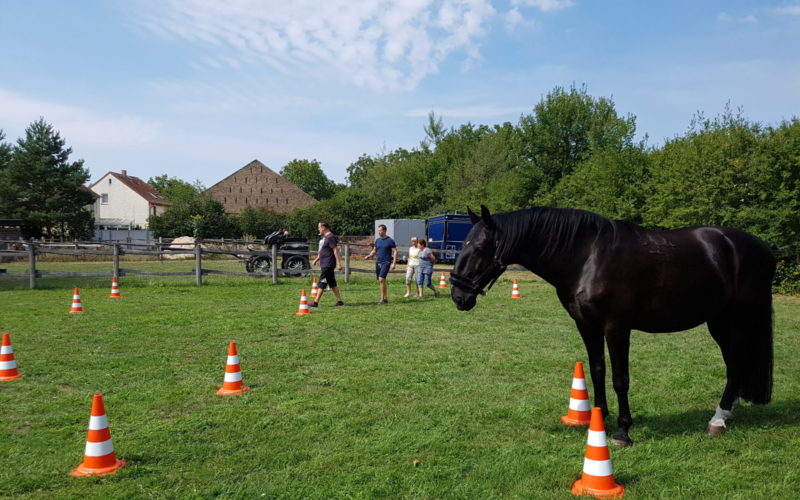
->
xmin=451 ymin=205 xmax=507 ymax=311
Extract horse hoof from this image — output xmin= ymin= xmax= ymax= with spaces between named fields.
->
xmin=706 ymin=425 xmax=726 ymax=435
xmin=610 ymin=435 xmax=633 ymax=448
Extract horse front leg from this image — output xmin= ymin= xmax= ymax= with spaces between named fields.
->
xmin=577 ymin=323 xmax=608 ymax=418
xmin=606 ymin=328 xmax=633 ymax=447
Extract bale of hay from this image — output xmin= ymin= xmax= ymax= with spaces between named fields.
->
xmin=162 ymin=236 xmax=199 ymax=260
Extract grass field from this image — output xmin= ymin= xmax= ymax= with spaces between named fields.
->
xmin=1 ymin=266 xmax=799 ymax=499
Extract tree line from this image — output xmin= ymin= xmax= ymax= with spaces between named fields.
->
xmin=1 ymin=86 xmax=798 ymax=292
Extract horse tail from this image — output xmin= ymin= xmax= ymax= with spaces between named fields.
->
xmin=733 ymin=293 xmax=773 ymax=404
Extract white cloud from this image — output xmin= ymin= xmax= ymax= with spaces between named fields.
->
xmin=717 ymin=12 xmax=758 ymax=24
xmin=504 ymin=7 xmax=525 ymax=32
xmin=0 ymin=88 xmax=162 ymax=148
xmin=134 ymin=0 xmax=497 ymax=92
xmin=406 ymin=103 xmax=522 ymax=119
xmin=771 ymin=6 xmax=800 ymax=16
xmin=511 ymin=0 xmax=574 ymax=12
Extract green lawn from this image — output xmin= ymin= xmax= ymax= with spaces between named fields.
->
xmin=1 ymin=270 xmax=799 ymax=499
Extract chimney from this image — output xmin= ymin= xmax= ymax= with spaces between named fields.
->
xmin=121 ymin=170 xmax=127 ymax=177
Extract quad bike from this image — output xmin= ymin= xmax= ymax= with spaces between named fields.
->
xmin=240 ymin=230 xmax=311 ymax=276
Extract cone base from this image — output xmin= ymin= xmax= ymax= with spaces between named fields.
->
xmin=511 ymin=296 xmax=521 ymax=299
xmin=70 ymin=310 xmax=84 ymax=314
xmin=296 ymin=311 xmax=310 ymax=316
xmin=71 ymin=459 xmax=126 ymax=477
xmin=0 ymin=373 xmax=23 ymax=381
xmin=561 ymin=415 xmax=591 ymax=426
xmin=109 ymin=295 xmax=121 ymax=298
xmin=216 ymin=385 xmax=250 ymax=395
xmin=571 ymin=478 xmax=624 ymax=498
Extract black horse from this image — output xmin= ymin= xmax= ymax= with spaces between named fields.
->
xmin=451 ymin=206 xmax=774 ymax=446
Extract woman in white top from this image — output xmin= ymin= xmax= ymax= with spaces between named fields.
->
xmin=404 ymin=237 xmax=421 ymax=297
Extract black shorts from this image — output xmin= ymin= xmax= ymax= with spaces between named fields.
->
xmin=319 ymin=266 xmax=337 ymax=289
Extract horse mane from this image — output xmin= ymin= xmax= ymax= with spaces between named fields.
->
xmin=492 ymin=207 xmax=623 ymax=261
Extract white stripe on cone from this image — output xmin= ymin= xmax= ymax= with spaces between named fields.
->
xmin=0 ymin=360 xmax=17 ymax=370
xmin=569 ymin=398 xmax=591 ymax=411
xmin=88 ymin=415 xmax=109 ymax=430
xmin=1 ymin=345 xmax=13 ymax=355
xmin=84 ymin=440 xmax=115 ymax=457
xmin=224 ymin=371 xmax=243 ymax=383
xmin=587 ymin=429 xmax=608 ymax=447
xmin=227 ymin=355 xmax=240 ymax=365
xmin=572 ymin=378 xmax=587 ymax=390
xmin=582 ymin=457 xmax=614 ymax=477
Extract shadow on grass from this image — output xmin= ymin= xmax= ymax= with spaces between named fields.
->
xmin=630 ymin=398 xmax=800 ymax=438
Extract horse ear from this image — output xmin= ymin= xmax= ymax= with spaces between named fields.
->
xmin=480 ymin=205 xmax=495 ymax=229
xmin=467 ymin=207 xmax=480 ymax=224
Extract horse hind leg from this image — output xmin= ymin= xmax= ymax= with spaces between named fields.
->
xmin=705 ymin=296 xmax=773 ymax=435
xmin=706 ymin=316 xmax=740 ymax=434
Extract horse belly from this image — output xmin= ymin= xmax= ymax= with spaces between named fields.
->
xmin=631 ymin=288 xmax=721 ymax=333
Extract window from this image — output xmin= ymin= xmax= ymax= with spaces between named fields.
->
xmin=108 ymin=178 xmax=112 ymax=184
xmin=101 ymin=193 xmax=109 ymax=204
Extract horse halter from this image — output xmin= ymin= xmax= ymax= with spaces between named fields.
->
xmin=450 ymin=255 xmax=507 ymax=296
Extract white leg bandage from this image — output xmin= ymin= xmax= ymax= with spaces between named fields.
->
xmin=708 ymin=405 xmax=734 ymax=429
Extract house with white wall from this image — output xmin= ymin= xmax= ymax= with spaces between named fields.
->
xmin=89 ymin=170 xmax=168 ymax=229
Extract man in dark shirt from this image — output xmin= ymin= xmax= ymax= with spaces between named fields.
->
xmin=365 ymin=224 xmax=397 ymax=304
xmin=310 ymin=221 xmax=344 ymax=307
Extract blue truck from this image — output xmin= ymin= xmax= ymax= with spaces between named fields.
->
xmin=426 ymin=212 xmax=473 ymax=263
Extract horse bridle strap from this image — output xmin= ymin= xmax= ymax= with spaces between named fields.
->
xmin=450 ymin=258 xmax=507 ymax=296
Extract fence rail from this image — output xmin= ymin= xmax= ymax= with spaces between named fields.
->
xmin=0 ymin=240 xmax=526 ymax=288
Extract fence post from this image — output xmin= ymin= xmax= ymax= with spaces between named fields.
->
xmin=112 ymin=244 xmax=120 ymax=279
xmin=344 ymin=243 xmax=351 ymax=283
xmin=195 ymin=243 xmax=203 ymax=286
xmin=271 ymin=244 xmax=278 ymax=284
xmin=158 ymin=237 xmax=163 ymax=262
xmin=27 ymin=241 xmax=36 ymax=289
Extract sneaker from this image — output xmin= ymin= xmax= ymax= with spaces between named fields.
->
xmin=434 ymin=290 xmax=440 ymax=298
xmin=403 ymin=293 xmax=410 ymax=298
xmin=378 ymin=299 xmax=388 ymax=305
xmin=309 ymin=302 xmax=318 ymax=308
xmin=335 ymin=301 xmax=345 ymax=306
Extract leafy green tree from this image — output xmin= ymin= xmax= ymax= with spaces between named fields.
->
xmin=423 ymin=110 xmax=446 ymax=148
xmin=280 ymin=159 xmax=339 ymax=200
xmin=643 ymin=108 xmax=761 ymax=229
xmin=0 ymin=118 xmax=95 ymax=238
xmin=345 ymin=154 xmax=377 ymax=189
xmin=545 ymin=142 xmax=651 ymax=222
xmin=0 ymin=129 xmax=11 ymax=171
xmin=147 ymin=175 xmax=204 ymax=204
xmin=518 ymin=85 xmax=637 ymax=204
xmin=235 ymin=206 xmax=287 ymax=239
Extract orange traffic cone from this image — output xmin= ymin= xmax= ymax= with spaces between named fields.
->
xmin=571 ymin=407 xmax=624 ymax=498
xmin=438 ymin=273 xmax=448 ymax=288
xmin=1 ymin=333 xmax=23 ymax=381
xmin=310 ymin=277 xmax=319 ymax=299
xmin=562 ymin=361 xmax=592 ymax=426
xmin=70 ymin=287 xmax=84 ymax=313
xmin=296 ymin=289 xmax=311 ymax=316
xmin=216 ymin=342 xmax=250 ymax=395
xmin=71 ymin=394 xmax=126 ymax=477
xmin=109 ymin=277 xmax=121 ymax=298
xmin=511 ymin=280 xmax=522 ymax=299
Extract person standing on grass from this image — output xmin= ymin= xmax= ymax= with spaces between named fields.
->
xmin=404 ymin=236 xmax=420 ymax=298
xmin=416 ymin=239 xmax=439 ymax=298
xmin=365 ymin=224 xmax=397 ymax=304
xmin=310 ymin=221 xmax=344 ymax=307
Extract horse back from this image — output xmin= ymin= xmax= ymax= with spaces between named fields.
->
xmin=570 ymin=224 xmax=774 ymax=332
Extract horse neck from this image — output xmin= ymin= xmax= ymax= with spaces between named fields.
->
xmin=500 ymin=213 xmax=598 ymax=289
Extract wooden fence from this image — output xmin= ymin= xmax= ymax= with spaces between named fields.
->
xmin=0 ymin=240 xmax=492 ymax=289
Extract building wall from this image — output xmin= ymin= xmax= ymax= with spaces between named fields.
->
xmin=92 ymin=173 xmax=155 ymax=228
xmin=207 ymin=160 xmax=317 ymax=214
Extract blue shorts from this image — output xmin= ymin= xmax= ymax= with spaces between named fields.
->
xmin=376 ymin=261 xmax=391 ymax=279
xmin=417 ymin=270 xmax=432 ymax=287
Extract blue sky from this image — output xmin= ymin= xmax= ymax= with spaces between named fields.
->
xmin=1 ymin=1 xmax=798 ymax=187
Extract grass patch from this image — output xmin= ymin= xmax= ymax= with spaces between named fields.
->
xmin=1 ymin=273 xmax=799 ymax=499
